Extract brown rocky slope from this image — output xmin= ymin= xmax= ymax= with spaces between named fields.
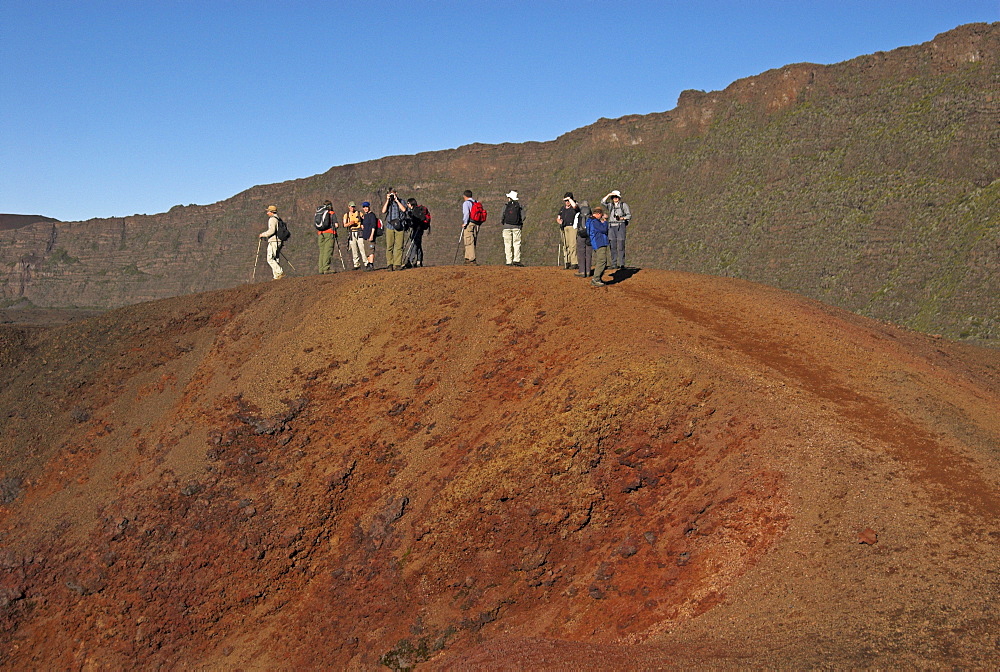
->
xmin=1 ymin=268 xmax=998 ymax=668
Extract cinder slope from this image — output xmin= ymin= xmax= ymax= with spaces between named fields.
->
xmin=0 ymin=268 xmax=997 ymax=668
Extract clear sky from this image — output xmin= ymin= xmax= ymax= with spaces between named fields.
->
xmin=2 ymin=1 xmax=997 ymax=222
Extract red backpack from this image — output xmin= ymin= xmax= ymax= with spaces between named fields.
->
xmin=469 ymin=200 xmax=487 ymax=224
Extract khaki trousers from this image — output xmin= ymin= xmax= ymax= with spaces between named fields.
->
xmin=463 ymin=224 xmax=480 ymax=262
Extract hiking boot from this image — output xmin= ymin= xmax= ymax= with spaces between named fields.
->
xmin=564 ymin=263 xmax=571 ymax=270
xmin=571 ymin=264 xmax=579 ymax=270
xmin=575 ymin=271 xmax=587 ymax=277
xmin=465 ymin=259 xmax=478 ymax=266
xmin=513 ymin=261 xmax=524 ymax=267
xmin=591 ymin=279 xmax=606 ymax=287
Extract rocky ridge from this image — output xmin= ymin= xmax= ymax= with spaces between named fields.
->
xmin=0 ymin=23 xmax=997 ymax=345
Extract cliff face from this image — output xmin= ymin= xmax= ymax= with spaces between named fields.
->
xmin=1 ymin=23 xmax=997 ymax=343
xmin=1 ymin=268 xmax=998 ymax=668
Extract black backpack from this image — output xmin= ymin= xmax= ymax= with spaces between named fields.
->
xmin=502 ymin=202 xmax=523 ymax=227
xmin=314 ymin=206 xmax=332 ymax=230
xmin=276 ymin=217 xmax=291 ymax=242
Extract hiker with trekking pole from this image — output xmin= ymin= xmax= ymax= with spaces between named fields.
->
xmin=258 ymin=205 xmax=288 ymax=280
xmin=459 ymin=190 xmax=486 ymax=266
xmin=314 ymin=199 xmax=339 ymax=274
xmin=557 ymin=192 xmax=580 ymax=270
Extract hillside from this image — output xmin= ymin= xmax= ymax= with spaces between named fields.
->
xmin=1 ymin=23 xmax=996 ymax=344
xmin=1 ymin=268 xmax=998 ymax=668
xmin=0 ymin=215 xmax=59 ymax=232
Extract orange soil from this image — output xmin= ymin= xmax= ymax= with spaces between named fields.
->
xmin=0 ymin=267 xmax=997 ymax=668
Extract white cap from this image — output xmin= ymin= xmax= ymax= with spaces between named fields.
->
xmin=609 ymin=190 xmax=622 ymax=198
xmin=506 ymin=191 xmax=518 ymax=200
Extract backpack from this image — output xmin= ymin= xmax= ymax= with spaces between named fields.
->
xmin=375 ymin=218 xmax=384 ymax=238
xmin=276 ymin=217 xmax=291 ymax=242
xmin=502 ymin=202 xmax=522 ymax=227
xmin=469 ymin=200 xmax=487 ymax=224
xmin=411 ymin=205 xmax=432 ymax=231
xmin=314 ymin=206 xmax=333 ymax=230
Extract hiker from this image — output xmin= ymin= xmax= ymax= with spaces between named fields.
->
xmin=314 ymin=199 xmax=337 ymax=274
xmin=343 ymin=201 xmax=365 ymax=269
xmin=360 ymin=202 xmax=378 ymax=271
xmin=258 ymin=205 xmax=285 ymax=280
xmin=382 ymin=188 xmax=408 ymax=271
xmin=575 ymin=199 xmax=593 ymax=277
xmin=557 ymin=192 xmax=580 ymax=270
xmin=601 ymin=190 xmax=631 ymax=269
xmin=586 ymin=205 xmax=610 ymax=287
xmin=405 ymin=197 xmax=430 ymax=267
xmin=501 ymin=190 xmax=525 ymax=266
xmin=461 ymin=190 xmax=484 ymax=265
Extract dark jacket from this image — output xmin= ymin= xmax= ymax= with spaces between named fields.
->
xmin=361 ymin=212 xmax=379 ymax=239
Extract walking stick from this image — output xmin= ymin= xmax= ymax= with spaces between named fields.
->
xmin=251 ymin=238 xmax=262 ymax=282
xmin=556 ymin=241 xmax=564 ymax=267
xmin=335 ymin=235 xmax=347 ymax=270
xmin=278 ymin=246 xmax=297 ymax=272
xmin=453 ymin=228 xmax=464 ymax=265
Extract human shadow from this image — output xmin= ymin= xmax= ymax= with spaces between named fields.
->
xmin=606 ymin=267 xmax=641 ymax=285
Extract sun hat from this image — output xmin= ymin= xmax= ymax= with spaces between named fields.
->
xmin=506 ymin=191 xmax=518 ymax=199
xmin=266 ymin=205 xmax=278 ymax=213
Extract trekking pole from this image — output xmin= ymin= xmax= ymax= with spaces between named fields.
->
xmin=453 ymin=228 xmax=464 ymax=265
xmin=278 ymin=247 xmax=297 ymax=272
xmin=335 ymin=235 xmax=347 ymax=270
xmin=251 ymin=238 xmax=262 ymax=282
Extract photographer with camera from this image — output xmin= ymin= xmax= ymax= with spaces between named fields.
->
xmin=602 ymin=189 xmax=632 ymax=269
xmin=382 ymin=187 xmax=408 ymax=271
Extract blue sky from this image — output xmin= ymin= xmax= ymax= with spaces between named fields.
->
xmin=2 ymin=1 xmax=997 ymax=222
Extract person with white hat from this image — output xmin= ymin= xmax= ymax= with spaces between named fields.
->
xmin=258 ymin=205 xmax=285 ymax=280
xmin=500 ymin=190 xmax=525 ymax=266
xmin=601 ymin=190 xmax=632 ymax=269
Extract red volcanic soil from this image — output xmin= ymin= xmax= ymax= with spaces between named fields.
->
xmin=0 ymin=267 xmax=998 ymax=668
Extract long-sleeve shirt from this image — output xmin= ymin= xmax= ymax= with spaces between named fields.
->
xmin=586 ymin=216 xmax=609 ymax=249
xmin=260 ymin=215 xmax=279 ymax=240
xmin=601 ymin=199 xmax=631 ymax=225
xmin=462 ymin=198 xmax=473 ymax=225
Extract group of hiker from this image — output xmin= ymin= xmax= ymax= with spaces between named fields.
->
xmin=256 ymin=188 xmax=631 ymax=287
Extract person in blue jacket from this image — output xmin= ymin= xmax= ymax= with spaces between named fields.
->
xmin=586 ymin=205 xmax=610 ymax=286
